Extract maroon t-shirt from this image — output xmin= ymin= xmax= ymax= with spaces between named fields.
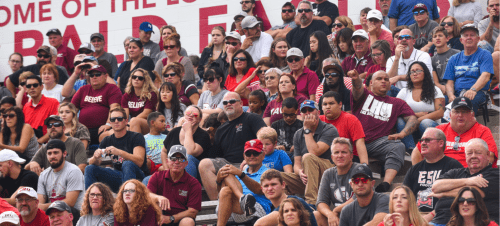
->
xmin=121 ymin=91 xmax=158 ymax=117
xmin=295 ymin=66 xmax=320 ymax=98
xmin=56 ymin=44 xmax=78 ymax=73
xmin=351 ymin=88 xmax=415 ymax=144
xmin=178 ymin=80 xmax=199 ymax=106
xmin=263 ymin=95 xmax=307 ymax=125
xmin=341 ymin=51 xmax=375 ymax=74
xmin=20 ymin=208 xmax=49 ymax=226
xmin=71 ymin=83 xmax=122 ymax=129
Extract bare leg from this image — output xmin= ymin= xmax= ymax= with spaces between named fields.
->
xmin=217 ymin=186 xmax=244 ymax=226
xmin=178 ymin=217 xmax=195 ymax=226
xmin=198 ymin=159 xmax=218 ymax=200
xmin=383 ymin=169 xmax=398 ymax=184
xmin=224 ymin=175 xmax=244 ymax=198
xmin=254 ymin=211 xmax=280 ymax=226
xmin=129 ymin=117 xmax=150 ymax=135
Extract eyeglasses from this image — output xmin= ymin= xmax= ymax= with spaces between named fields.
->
xmin=398 ymin=35 xmax=413 ymax=40
xmin=372 ymin=52 xmax=384 ymax=58
xmin=324 ymin=73 xmax=340 ymax=78
xmin=2 ymin=114 xmax=16 ymax=119
xmin=225 ymin=41 xmax=238 ymax=46
xmin=186 ymin=112 xmax=199 ymax=118
xmin=240 ymin=1 xmax=251 ymax=4
xmin=169 ymin=156 xmax=187 ymax=162
xmin=205 ymin=77 xmax=217 ymax=82
xmin=413 ymin=10 xmax=426 ymax=16
xmin=110 ymin=117 xmax=125 ymax=122
xmin=287 ymin=57 xmax=302 ymax=63
xmin=132 ymin=75 xmax=144 ymax=81
xmin=297 ymin=9 xmax=312 ymax=13
xmin=282 ymin=9 xmax=294 ymax=13
xmin=410 ymin=69 xmax=424 ymax=75
xmin=245 ymin=151 xmax=261 ymax=157
xmin=89 ymin=193 xmax=103 ymax=198
xmin=265 ymin=76 xmax=276 ymax=80
xmin=300 ymin=108 xmax=315 ymax=113
xmin=419 ymin=138 xmax=439 ymax=143
xmin=164 ymin=73 xmax=177 ymax=77
xmin=451 ymin=109 xmax=471 ymax=115
xmin=20 ymin=82 xmax=26 ymax=86
xmin=233 ymin=57 xmax=247 ymax=62
xmin=163 ymin=45 xmax=177 ymax=50
xmin=458 ymin=197 xmax=476 ymax=205
xmin=26 ymin=83 xmax=40 ymax=89
xmin=123 ymin=189 xmax=136 ymax=194
xmin=283 ymin=113 xmax=296 ymax=118
xmin=9 ymin=60 xmax=21 ymax=64
xmin=223 ymin=99 xmax=240 ymax=105
xmin=79 ymin=49 xmax=93 ymax=54
xmin=37 ymin=54 xmax=50 ymax=59
xmin=88 ymin=73 xmax=102 ymax=78
xmin=453 ymin=136 xmax=460 ymax=151
xmin=47 ymin=122 xmax=63 ymax=128
xmin=440 ymin=22 xmax=454 ymax=27
xmin=332 ymin=23 xmax=344 ymax=28
xmin=16 ymin=198 xmax=35 ymax=203
xmin=352 ymin=177 xmax=369 ymax=184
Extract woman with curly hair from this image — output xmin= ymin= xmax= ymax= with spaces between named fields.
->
xmin=379 ymin=185 xmax=428 ymax=226
xmin=0 ymin=106 xmax=38 ymax=161
xmin=113 ymin=179 xmax=161 ymax=226
xmin=59 ymin=103 xmax=91 ymax=149
xmin=305 ymin=31 xmax=335 ymax=81
xmin=263 ymin=74 xmax=307 ymax=126
xmin=158 ymin=82 xmax=186 ymax=131
xmin=447 ymin=187 xmax=497 ymax=226
xmin=269 ymin=38 xmax=291 ymax=73
xmin=278 ymin=198 xmax=311 ymax=226
xmin=76 ymin=182 xmax=115 ymax=226
xmin=155 ymin=33 xmax=196 ymax=83
xmin=163 ymin=62 xmax=199 ymax=106
xmin=334 ymin=28 xmax=355 ymax=62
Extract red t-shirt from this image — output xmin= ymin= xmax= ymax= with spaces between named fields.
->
xmin=147 ymin=170 xmax=202 ymax=215
xmin=416 ymin=122 xmax=498 ymax=168
xmin=295 ymin=66 xmax=320 ymax=98
xmin=71 ymin=83 xmax=122 ymax=129
xmin=319 ymin=112 xmax=365 ymax=156
xmin=121 ymin=91 xmax=158 ymax=118
xmin=351 ymin=88 xmax=415 ymax=144
xmin=263 ymin=95 xmax=307 ymax=125
xmin=225 ymin=68 xmax=260 ymax=106
xmin=23 ymin=95 xmax=59 ymax=135
xmin=20 ymin=208 xmax=50 ymax=226
xmin=56 ymin=44 xmax=78 ymax=73
xmin=369 ymin=29 xmax=395 ymax=54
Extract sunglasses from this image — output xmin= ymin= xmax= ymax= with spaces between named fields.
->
xmin=453 ymin=136 xmax=460 ymax=150
xmin=79 ymin=49 xmax=93 ymax=54
xmin=352 ymin=177 xmax=369 ymax=184
xmin=164 ymin=73 xmax=177 ymax=77
xmin=297 ymin=9 xmax=312 ymax=13
xmin=245 ymin=151 xmax=261 ymax=157
xmin=410 ymin=69 xmax=424 ymax=75
xmin=73 ymin=61 xmax=82 ymax=67
xmin=257 ymin=70 xmax=265 ymax=74
xmin=440 ymin=22 xmax=454 ymax=27
xmin=458 ymin=197 xmax=476 ymax=205
xmin=222 ymin=99 xmax=240 ymax=105
xmin=413 ymin=10 xmax=426 ymax=16
xmin=132 ymin=75 xmax=144 ymax=81
xmin=163 ymin=45 xmax=177 ymax=50
xmin=88 ymin=73 xmax=102 ymax=78
xmin=332 ymin=23 xmax=344 ymax=28
xmin=282 ymin=9 xmax=294 ymax=13
xmin=169 ymin=156 xmax=187 ymax=162
xmin=2 ymin=114 xmax=16 ymax=119
xmin=265 ymin=76 xmax=276 ymax=80
xmin=419 ymin=138 xmax=439 ymax=143
xmin=324 ymin=73 xmax=340 ymax=78
xmin=37 ymin=54 xmax=50 ymax=59
xmin=47 ymin=122 xmax=63 ymax=128
xmin=26 ymin=83 xmax=40 ymax=89
xmin=225 ymin=41 xmax=238 ymax=46
xmin=287 ymin=57 xmax=301 ymax=63
xmin=283 ymin=113 xmax=296 ymax=118
xmin=110 ymin=117 xmax=125 ymax=122
xmin=240 ymin=1 xmax=251 ymax=4
xmin=300 ymin=108 xmax=315 ymax=113
xmin=233 ymin=57 xmax=247 ymax=62
xmin=20 ymin=82 xmax=26 ymax=86
xmin=204 ymin=77 xmax=217 ymax=82
xmin=129 ymin=38 xmax=141 ymax=42
xmin=398 ymin=35 xmax=413 ymax=40
xmin=186 ymin=112 xmax=199 ymax=118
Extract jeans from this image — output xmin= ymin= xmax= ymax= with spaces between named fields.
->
xmin=478 ymin=40 xmax=494 ymax=53
xmin=396 ymin=117 xmax=415 ymax=150
xmin=397 ymin=118 xmax=439 ymax=150
xmin=85 ymin=160 xmax=145 ymax=192
xmin=455 ymin=90 xmax=488 ymax=115
xmin=143 ymin=175 xmax=151 ymax=186
xmin=388 ymin=85 xmax=401 ymax=97
xmin=186 ymin=154 xmax=200 ymax=179
xmin=419 ymin=119 xmax=439 ymax=137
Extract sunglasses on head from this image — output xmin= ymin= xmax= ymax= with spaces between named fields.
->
xmin=282 ymin=9 xmax=294 ymax=13
xmin=324 ymin=72 xmax=340 ymax=78
xmin=233 ymin=57 xmax=247 ymax=62
xmin=398 ymin=35 xmax=412 ymax=40
xmin=47 ymin=122 xmax=63 ymax=128
xmin=300 ymin=107 xmax=315 ymax=113
xmin=79 ymin=49 xmax=93 ymax=54
xmin=222 ymin=99 xmax=240 ymax=105
xmin=129 ymin=38 xmax=141 ymax=42
xmin=169 ymin=156 xmax=187 ymax=162
xmin=37 ymin=54 xmax=50 ymax=59
xmin=2 ymin=114 xmax=16 ymax=119
xmin=88 ymin=73 xmax=102 ymax=78
xmin=225 ymin=41 xmax=238 ymax=46
xmin=287 ymin=57 xmax=301 ymax=63
xmin=163 ymin=45 xmax=177 ymax=50
xmin=413 ymin=10 xmax=426 ymax=16
xmin=440 ymin=22 xmax=454 ymax=27
xmin=132 ymin=75 xmax=144 ymax=81
xmin=245 ymin=151 xmax=261 ymax=157
xmin=26 ymin=83 xmax=40 ymax=89
xmin=110 ymin=117 xmax=125 ymax=122
xmin=458 ymin=197 xmax=476 ymax=204
xmin=297 ymin=9 xmax=312 ymax=13
xmin=352 ymin=177 xmax=369 ymax=184
xmin=265 ymin=75 xmax=276 ymax=80
xmin=164 ymin=72 xmax=177 ymax=78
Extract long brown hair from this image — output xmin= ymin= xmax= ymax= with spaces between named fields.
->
xmin=269 ymin=38 xmax=290 ymax=69
xmin=113 ymin=179 xmax=161 ymax=224
xmin=447 ymin=187 xmax=491 ymax=226
xmin=278 ymin=198 xmax=311 ymax=226
xmin=228 ymin=49 xmax=256 ymax=76
xmin=389 ymin=186 xmax=428 ymax=226
xmin=276 ymin=74 xmax=297 ymax=102
xmin=80 ymin=182 xmax=115 ymax=217
xmin=58 ymin=103 xmax=79 ymax=136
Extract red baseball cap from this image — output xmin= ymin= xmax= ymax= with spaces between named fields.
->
xmin=244 ymin=139 xmax=263 ymax=153
xmin=413 ymin=3 xmax=428 ymax=12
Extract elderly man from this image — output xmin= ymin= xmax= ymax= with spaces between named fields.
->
xmin=379 ymin=0 xmax=392 ymax=28
xmin=287 ymin=48 xmax=319 ymax=100
xmin=46 ymin=201 xmax=74 ymax=226
xmin=240 ymin=16 xmax=273 ymax=63
xmin=431 ymin=138 xmax=499 ymax=225
xmin=281 ymin=100 xmax=338 ymax=205
xmin=478 ymin=0 xmax=499 ymax=53
xmin=403 ymin=128 xmax=463 ymax=222
xmin=349 ymin=70 xmax=417 ymax=192
xmin=341 ymin=30 xmax=375 ymax=79
xmin=411 ymin=97 xmax=498 ymax=168
xmin=199 ymin=92 xmax=266 ymax=200
xmin=91 ymin=33 xmax=118 ymax=75
xmin=0 ymin=150 xmax=38 ymax=206
xmin=286 ymin=1 xmax=330 ymax=57
xmin=367 ymin=10 xmax=395 ymax=51
xmin=138 ymin=21 xmax=161 ymax=63
xmin=386 ymin=29 xmax=433 ymax=89
xmin=15 ymin=187 xmax=50 ymax=225
xmin=47 ymin=28 xmax=78 ymax=73
xmin=444 ymin=24 xmax=494 ymax=115
xmin=409 ymin=3 xmax=439 ymax=52
xmin=266 ymin=2 xmax=297 ymax=39
xmin=215 ymin=139 xmax=272 ymax=226
xmin=148 ymin=145 xmax=201 ymax=226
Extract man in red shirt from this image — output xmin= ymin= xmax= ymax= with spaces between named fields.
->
xmin=15 ymin=187 xmax=50 ymax=226
xmin=367 ymin=9 xmax=395 ymax=51
xmin=411 ymin=97 xmax=498 ymax=167
xmin=47 ymin=29 xmax=78 ymax=74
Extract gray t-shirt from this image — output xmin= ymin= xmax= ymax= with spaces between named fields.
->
xmin=143 ymin=40 xmax=161 ymax=64
xmin=447 ymin=1 xmax=483 ymax=26
xmin=271 ymin=21 xmax=298 ymax=30
xmin=76 ymin=213 xmax=114 ymax=226
xmin=478 ymin=18 xmax=499 ymax=47
xmin=154 ymin=56 xmax=196 ymax=83
xmin=293 ymin=120 xmax=338 ymax=160
xmin=198 ymin=89 xmax=229 ymax=110
xmin=31 ymin=137 xmax=87 ymax=169
xmin=339 ymin=192 xmax=389 ymax=226
xmin=155 ymin=47 xmax=188 ymax=58
xmin=317 ymin=162 xmax=361 ymax=207
xmin=409 ymin=20 xmax=439 ymax=48
xmin=37 ymin=161 xmax=85 ymax=210
xmin=432 ymin=48 xmax=460 ymax=85
xmin=97 ymin=52 xmax=118 ymax=77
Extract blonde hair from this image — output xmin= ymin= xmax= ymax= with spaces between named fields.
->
xmin=257 ymin=127 xmax=278 ymax=144
xmin=389 ymin=186 xmax=428 ymax=226
xmin=125 ymin=68 xmax=158 ymax=101
xmin=58 ymin=103 xmax=79 ymax=136
xmin=336 ymin=16 xmax=355 ymax=31
xmin=19 ymin=71 xmax=34 ymax=82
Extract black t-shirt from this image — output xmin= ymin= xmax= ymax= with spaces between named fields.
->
xmin=117 ymin=56 xmax=155 ymax=92
xmin=212 ymin=112 xmax=266 ymax=163
xmin=403 ymin=156 xmax=463 ymax=212
xmin=0 ymin=169 xmax=38 ymax=198
xmin=432 ymin=165 xmax=499 ymax=224
xmin=312 ymin=1 xmax=339 ymax=29
xmin=100 ymin=131 xmax=148 ymax=174
xmin=8 ymin=64 xmax=69 ymax=87
xmin=163 ymin=126 xmax=212 ymax=161
xmin=286 ymin=20 xmax=330 ymax=57
xmin=271 ymin=119 xmax=303 ymax=153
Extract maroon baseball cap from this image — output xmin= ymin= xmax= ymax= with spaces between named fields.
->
xmin=244 ymin=139 xmax=263 ymax=153
xmin=413 ymin=3 xmax=428 ymax=12
xmin=88 ymin=65 xmax=107 ymax=74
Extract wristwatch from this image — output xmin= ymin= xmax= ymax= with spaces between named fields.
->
xmin=304 ymin=129 xmax=311 ymax=134
xmin=170 ymin=216 xmax=175 ymax=222
xmin=470 ymin=87 xmax=477 ymax=92
xmin=239 ymin=172 xmax=246 ymax=179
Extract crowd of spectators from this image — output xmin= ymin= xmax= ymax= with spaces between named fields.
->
xmin=0 ymin=0 xmax=499 ymax=225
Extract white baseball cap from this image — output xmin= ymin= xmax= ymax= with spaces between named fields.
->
xmin=78 ymin=42 xmax=95 ymax=53
xmin=15 ymin=187 xmax=38 ymax=199
xmin=352 ymin=29 xmax=369 ymax=40
xmin=286 ymin=48 xmax=304 ymax=58
xmin=0 ymin=211 xmax=19 ymax=224
xmin=0 ymin=149 xmax=26 ymax=164
xmin=367 ymin=9 xmax=383 ymax=21
xmin=241 ymin=16 xmax=261 ymax=29
xmin=226 ymin=31 xmax=241 ymax=41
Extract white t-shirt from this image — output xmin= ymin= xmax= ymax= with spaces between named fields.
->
xmin=385 ymin=48 xmax=433 ymax=89
xmin=241 ymin=32 xmax=273 ymax=63
xmin=42 ymin=84 xmax=64 ymax=103
xmin=396 ymin=86 xmax=444 ymax=123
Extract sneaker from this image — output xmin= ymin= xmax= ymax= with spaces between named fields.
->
xmin=375 ymin=182 xmax=391 ymax=193
xmin=240 ymin=194 xmax=256 ymax=216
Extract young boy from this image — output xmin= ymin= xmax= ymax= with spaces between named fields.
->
xmin=144 ymin=112 xmax=167 ymax=173
xmin=257 ymin=127 xmax=292 ymax=173
xmin=431 ymin=26 xmax=460 ymax=97
xmin=270 ymin=97 xmax=303 ymax=161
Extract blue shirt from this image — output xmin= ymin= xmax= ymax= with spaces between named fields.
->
xmin=144 ymin=133 xmax=167 ymax=164
xmin=388 ymin=0 xmax=440 ymax=26
xmin=274 ymin=195 xmax=318 ymax=226
xmin=73 ymin=79 xmax=87 ymax=91
xmin=443 ymin=48 xmax=494 ymax=92
xmin=263 ymin=149 xmax=292 ymax=172
xmin=237 ymin=165 xmax=272 ymax=213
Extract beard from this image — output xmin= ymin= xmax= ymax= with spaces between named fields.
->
xmin=49 ymin=131 xmax=63 ymax=139
xmin=36 ymin=60 xmax=47 ymax=66
xmin=50 ymin=157 xmax=64 ymax=169
xmin=326 ymin=81 xmax=340 ymax=90
xmin=19 ymin=207 xmax=31 ymax=216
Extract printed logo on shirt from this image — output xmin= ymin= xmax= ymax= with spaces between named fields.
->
xmin=270 ymin=107 xmax=282 ymax=116
xmin=57 ymin=53 xmax=63 ymax=57
xmin=84 ymin=95 xmax=103 ymax=103
xmin=235 ymin=123 xmax=243 ymax=132
xmin=128 ymin=101 xmax=145 ymax=109
xmin=179 ymin=189 xmax=188 ymax=197
xmin=144 ymin=49 xmax=151 ymax=57
xmin=454 ymin=62 xmax=479 ymax=77
xmin=360 ymin=94 xmax=393 ymax=121
xmin=264 ymin=162 xmax=275 ymax=169
xmin=360 ymin=59 xmax=367 ymax=66
xmin=50 ymin=187 xmax=66 ymax=203
xmin=445 ymin=141 xmax=466 ymax=151
xmin=416 ymin=188 xmax=433 ymax=209
xmin=417 ymin=170 xmax=442 ymax=187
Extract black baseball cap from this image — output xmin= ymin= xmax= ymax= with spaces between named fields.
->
xmin=46 ymin=201 xmax=71 ymax=215
xmin=46 ymin=28 xmax=62 ymax=36
xmin=282 ymin=2 xmax=295 ymax=10
xmin=44 ymin=115 xmax=64 ymax=126
xmin=451 ymin=96 xmax=473 ymax=110
xmin=351 ymin=164 xmax=373 ymax=180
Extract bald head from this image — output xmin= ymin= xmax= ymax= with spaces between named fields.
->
xmin=223 ymin=92 xmax=242 ymax=101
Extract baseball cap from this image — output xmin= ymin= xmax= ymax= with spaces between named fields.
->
xmin=90 ymin=33 xmax=105 ymax=41
xmin=241 ymin=16 xmax=261 ymax=29
xmin=44 ymin=115 xmax=64 ymax=126
xmin=300 ymin=100 xmax=318 ymax=111
xmin=0 ymin=149 xmax=26 ymax=164
xmin=78 ymin=42 xmax=95 ymax=53
xmin=352 ymin=29 xmax=369 ymax=40
xmin=83 ymin=56 xmax=98 ymax=62
xmin=15 ymin=187 xmax=38 ymax=199
xmin=0 ymin=211 xmax=19 ymax=224
xmin=286 ymin=47 xmax=304 ymax=58
xmin=74 ymin=54 xmax=86 ymax=63
xmin=168 ymin=145 xmax=187 ymax=159
xmin=46 ymin=201 xmax=72 ymax=215
xmin=139 ymin=21 xmax=154 ymax=33
xmin=46 ymin=139 xmax=66 ymax=152
xmin=282 ymin=2 xmax=295 ymax=10
xmin=451 ymin=96 xmax=473 ymax=110
xmin=88 ymin=65 xmax=107 ymax=74
xmin=460 ymin=23 xmax=479 ymax=35
xmin=46 ymin=28 xmax=62 ymax=36
xmin=351 ymin=164 xmax=373 ymax=180
xmin=37 ymin=45 xmax=51 ymax=54
xmin=367 ymin=9 xmax=383 ymax=21
xmin=413 ymin=3 xmax=428 ymax=12
xmin=226 ymin=31 xmax=241 ymax=41
xmin=244 ymin=139 xmax=263 ymax=153
xmin=234 ymin=11 xmax=248 ymax=21
xmin=323 ymin=60 xmax=343 ymax=75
